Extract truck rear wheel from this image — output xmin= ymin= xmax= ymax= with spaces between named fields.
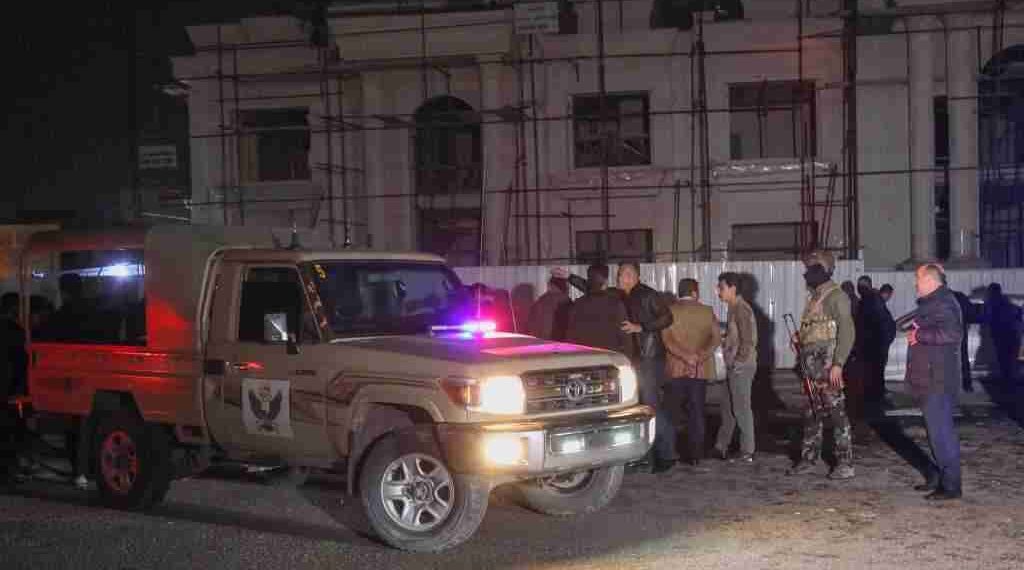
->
xmin=359 ymin=433 xmax=489 ymax=552
xmin=93 ymin=412 xmax=172 ymax=511
xmin=516 ymin=465 xmax=624 ymax=517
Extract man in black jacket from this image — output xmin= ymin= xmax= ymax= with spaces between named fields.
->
xmin=906 ymin=263 xmax=963 ymax=501
xmin=856 ymin=276 xmax=895 ymax=407
xmin=556 ymin=262 xmax=675 ymax=470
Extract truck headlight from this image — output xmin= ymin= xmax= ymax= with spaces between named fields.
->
xmin=618 ymin=365 xmax=638 ymax=403
xmin=442 ymin=375 xmax=526 ymax=415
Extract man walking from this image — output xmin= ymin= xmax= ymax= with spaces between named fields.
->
xmin=712 ymin=272 xmax=758 ymax=463
xmin=907 ymin=264 xmax=963 ymax=500
xmin=788 ymin=251 xmax=856 ymax=480
xmin=564 ymin=264 xmax=632 ymax=357
xmin=661 ymin=278 xmax=721 ymax=471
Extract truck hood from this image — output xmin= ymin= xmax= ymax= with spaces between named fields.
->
xmin=333 ymin=333 xmax=627 ymax=373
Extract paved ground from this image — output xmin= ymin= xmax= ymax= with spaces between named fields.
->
xmin=2 ymin=374 xmax=1023 ymax=569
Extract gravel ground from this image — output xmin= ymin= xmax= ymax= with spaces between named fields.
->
xmin=2 ymin=375 xmax=1023 ymax=569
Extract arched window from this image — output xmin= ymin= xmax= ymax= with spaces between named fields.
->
xmin=413 ymin=96 xmax=483 ymax=266
xmin=980 ymin=45 xmax=1024 ymax=267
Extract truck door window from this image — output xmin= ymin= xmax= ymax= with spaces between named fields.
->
xmin=33 ymin=249 xmax=146 ymax=345
xmin=238 ymin=267 xmax=318 ymax=344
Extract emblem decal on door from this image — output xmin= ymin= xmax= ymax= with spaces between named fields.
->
xmin=242 ymin=378 xmax=293 ymax=437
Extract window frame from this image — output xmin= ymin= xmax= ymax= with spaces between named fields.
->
xmin=728 ymin=80 xmax=816 ymax=161
xmin=572 ymin=92 xmax=652 ymax=168
xmin=238 ymin=108 xmax=312 ymax=183
xmin=235 ymin=264 xmax=321 ymax=345
xmin=574 ymin=228 xmax=654 ymax=264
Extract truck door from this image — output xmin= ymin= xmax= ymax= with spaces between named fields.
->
xmin=203 ymin=262 xmax=332 ymax=462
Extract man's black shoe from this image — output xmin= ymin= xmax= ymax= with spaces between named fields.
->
xmin=624 ymin=460 xmax=650 ymax=474
xmin=915 ymin=473 xmax=940 ymax=492
xmin=651 ymin=458 xmax=676 ymax=475
xmin=925 ymin=489 xmax=962 ymax=501
xmin=685 ymin=459 xmax=711 ymax=473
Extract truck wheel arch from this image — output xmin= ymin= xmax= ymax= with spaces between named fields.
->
xmin=91 ymin=390 xmax=143 ymax=419
xmin=346 ymin=403 xmax=437 ymax=496
xmin=76 ymin=391 xmax=144 ymax=478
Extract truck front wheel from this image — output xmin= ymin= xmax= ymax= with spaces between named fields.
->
xmin=516 ymin=465 xmax=624 ymax=517
xmin=93 ymin=412 xmax=172 ymax=511
xmin=359 ymin=433 xmax=490 ymax=552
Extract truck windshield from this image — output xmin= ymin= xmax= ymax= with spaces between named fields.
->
xmin=306 ymin=261 xmax=471 ymax=336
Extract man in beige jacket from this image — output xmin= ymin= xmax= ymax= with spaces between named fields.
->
xmin=661 ymin=278 xmax=721 ymax=472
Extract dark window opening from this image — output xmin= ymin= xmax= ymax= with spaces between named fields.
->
xmin=575 ymin=229 xmax=653 ymax=264
xmin=418 ymin=208 xmax=482 ymax=268
xmin=573 ymin=93 xmax=651 ymax=168
xmin=731 ymin=222 xmax=816 ymax=261
xmin=729 ymin=81 xmax=815 ymax=160
xmin=239 ymin=108 xmax=311 ymax=182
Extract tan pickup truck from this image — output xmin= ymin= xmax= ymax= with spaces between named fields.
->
xmin=7 ymin=225 xmax=654 ymax=551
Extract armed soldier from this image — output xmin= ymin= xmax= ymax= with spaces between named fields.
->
xmin=787 ymin=251 xmax=857 ymax=480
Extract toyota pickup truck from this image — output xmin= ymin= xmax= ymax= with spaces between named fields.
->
xmin=5 ymin=225 xmax=654 ymax=552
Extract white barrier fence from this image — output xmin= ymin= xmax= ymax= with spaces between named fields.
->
xmin=455 ymin=262 xmax=1024 ymax=374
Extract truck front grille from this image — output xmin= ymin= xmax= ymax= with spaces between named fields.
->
xmin=522 ymin=366 xmax=620 ymax=414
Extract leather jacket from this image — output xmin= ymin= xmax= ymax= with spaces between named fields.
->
xmin=906 ymin=286 xmax=963 ymax=397
xmin=568 ymin=276 xmax=673 ymax=360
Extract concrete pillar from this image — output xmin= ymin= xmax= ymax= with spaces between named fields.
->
xmin=947 ymin=23 xmax=984 ymax=265
xmin=361 ymin=72 xmax=412 ymax=251
xmin=906 ymin=16 xmax=937 ymax=264
xmin=479 ymin=57 xmax=508 ymax=265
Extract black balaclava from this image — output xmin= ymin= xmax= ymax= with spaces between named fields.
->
xmin=804 ymin=264 xmax=830 ymax=290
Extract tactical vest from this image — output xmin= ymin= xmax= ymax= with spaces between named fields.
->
xmin=799 ymin=282 xmax=841 ymax=382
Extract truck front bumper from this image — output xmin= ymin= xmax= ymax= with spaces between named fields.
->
xmin=436 ymin=405 xmax=655 ymax=478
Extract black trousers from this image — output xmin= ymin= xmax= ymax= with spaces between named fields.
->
xmin=994 ymin=335 xmax=1020 ymax=383
xmin=661 ymin=378 xmax=708 ymax=461
xmin=960 ymin=334 xmax=972 ymax=390
xmin=637 ymin=358 xmax=676 ymax=460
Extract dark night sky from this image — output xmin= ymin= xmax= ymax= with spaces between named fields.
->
xmin=2 ymin=0 xmax=304 ymax=223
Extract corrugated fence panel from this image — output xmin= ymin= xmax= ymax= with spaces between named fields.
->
xmin=456 ymin=260 xmax=876 ymax=370
xmin=456 ymin=262 xmax=1024 ymax=377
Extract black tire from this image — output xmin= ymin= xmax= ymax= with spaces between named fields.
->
xmin=92 ymin=412 xmax=172 ymax=511
xmin=516 ymin=465 xmax=624 ymax=517
xmin=358 ymin=433 xmax=490 ymax=552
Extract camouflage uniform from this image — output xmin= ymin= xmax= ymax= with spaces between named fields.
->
xmin=796 ymin=281 xmax=855 ymax=471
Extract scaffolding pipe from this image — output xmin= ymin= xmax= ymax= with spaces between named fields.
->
xmin=529 ymin=35 xmax=543 ymax=266
xmin=597 ymin=0 xmax=611 ymax=261
xmin=217 ymin=25 xmax=229 ymax=226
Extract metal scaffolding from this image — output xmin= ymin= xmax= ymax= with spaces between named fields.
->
xmin=172 ymin=0 xmax=1024 ymax=267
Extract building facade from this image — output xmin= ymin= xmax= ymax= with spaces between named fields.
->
xmin=171 ymin=0 xmax=1024 ymax=268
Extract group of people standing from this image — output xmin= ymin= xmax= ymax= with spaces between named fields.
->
xmin=527 ymin=262 xmax=763 ymax=474
xmin=525 ymin=251 xmax=1017 ymax=501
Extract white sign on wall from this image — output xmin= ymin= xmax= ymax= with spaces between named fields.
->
xmin=514 ymin=1 xmax=558 ymax=35
xmin=138 ymin=145 xmax=178 ymax=170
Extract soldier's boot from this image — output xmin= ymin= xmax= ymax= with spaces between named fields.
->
xmin=828 ymin=464 xmax=855 ymax=480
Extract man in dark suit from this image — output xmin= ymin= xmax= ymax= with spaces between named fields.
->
xmin=906 ymin=264 xmax=964 ymax=501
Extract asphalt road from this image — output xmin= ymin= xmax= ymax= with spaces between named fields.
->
xmin=3 ymin=376 xmax=1023 ymax=569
